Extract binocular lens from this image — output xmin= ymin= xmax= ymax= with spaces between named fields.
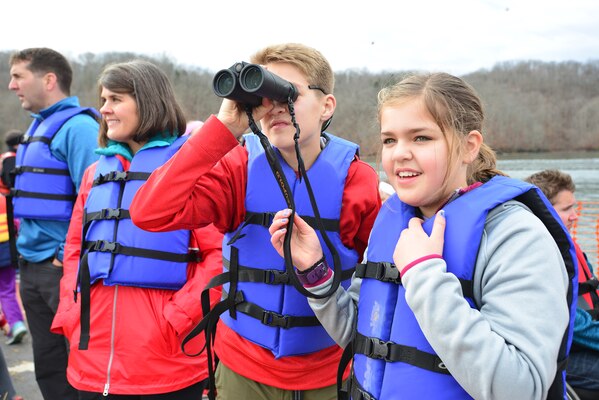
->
xmin=240 ymin=66 xmax=264 ymax=91
xmin=213 ymin=70 xmax=236 ymax=97
xmin=212 ymin=62 xmax=297 ymax=105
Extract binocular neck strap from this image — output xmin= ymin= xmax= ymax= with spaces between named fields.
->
xmin=244 ymin=105 xmax=342 ymax=300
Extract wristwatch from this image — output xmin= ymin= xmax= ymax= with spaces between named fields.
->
xmin=295 ymin=257 xmax=329 ymax=286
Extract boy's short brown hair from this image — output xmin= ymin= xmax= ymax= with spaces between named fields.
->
xmin=251 ymin=43 xmax=334 ymax=95
xmin=524 ymin=169 xmax=576 ymax=204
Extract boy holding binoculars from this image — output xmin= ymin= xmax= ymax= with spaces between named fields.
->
xmin=131 ymin=43 xmax=381 ymax=399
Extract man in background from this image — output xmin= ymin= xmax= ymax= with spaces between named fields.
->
xmin=8 ymin=47 xmax=99 ymax=400
xmin=526 ymin=169 xmax=599 ymax=393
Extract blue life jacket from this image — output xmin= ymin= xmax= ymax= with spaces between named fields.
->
xmin=218 ymin=133 xmax=359 ymax=358
xmin=77 ymin=136 xmax=198 ymax=350
xmin=351 ymin=176 xmax=577 ymax=400
xmin=12 ymin=107 xmax=99 ymax=220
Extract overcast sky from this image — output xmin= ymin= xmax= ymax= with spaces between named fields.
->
xmin=2 ymin=0 xmax=598 ymax=75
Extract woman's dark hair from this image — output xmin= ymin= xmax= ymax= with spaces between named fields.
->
xmin=97 ymin=60 xmax=186 ymax=147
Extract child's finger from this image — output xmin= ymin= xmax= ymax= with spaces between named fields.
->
xmin=269 ymin=226 xmax=286 ymax=251
xmin=430 ymin=210 xmax=446 ymax=245
xmin=269 ymin=209 xmax=292 ymax=235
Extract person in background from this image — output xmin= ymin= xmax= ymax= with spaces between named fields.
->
xmin=51 ymin=59 xmax=222 ymax=399
xmin=525 ymin=169 xmax=599 ymax=393
xmin=0 ymin=344 xmax=23 ymax=400
xmin=269 ymin=72 xmax=577 ymax=400
xmin=8 ymin=47 xmax=100 ymax=400
xmin=130 ymin=43 xmax=381 ymax=399
xmin=0 ymin=129 xmax=27 ymax=345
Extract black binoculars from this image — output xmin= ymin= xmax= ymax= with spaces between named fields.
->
xmin=212 ymin=62 xmax=298 ymax=107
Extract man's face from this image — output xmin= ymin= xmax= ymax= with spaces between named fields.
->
xmin=552 ymin=189 xmax=578 ymax=230
xmin=8 ymin=61 xmax=47 ymax=113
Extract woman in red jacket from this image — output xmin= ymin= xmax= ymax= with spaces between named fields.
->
xmin=51 ymin=60 xmax=222 ymax=399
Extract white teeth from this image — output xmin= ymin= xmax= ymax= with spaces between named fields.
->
xmin=398 ymin=171 xmax=419 ymax=178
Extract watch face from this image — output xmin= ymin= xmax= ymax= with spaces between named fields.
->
xmin=297 ymin=261 xmax=329 ymax=285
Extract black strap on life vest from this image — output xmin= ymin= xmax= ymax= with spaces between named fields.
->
xmin=92 ymin=171 xmax=151 ymax=187
xmin=354 ymin=332 xmax=450 ymax=374
xmin=9 ymin=188 xmax=77 ymax=202
xmin=83 ymin=208 xmax=130 ymax=225
xmin=579 ymin=277 xmax=599 ymax=320
xmin=337 ymin=340 xmax=355 ymax=400
xmin=354 ymin=261 xmax=474 ymax=298
xmin=21 ymin=135 xmax=52 ymax=145
xmin=12 ymin=165 xmax=71 ymax=176
xmin=579 ymin=277 xmax=599 ymax=296
xmin=337 ymin=333 xmax=450 ymax=399
xmin=244 ymin=211 xmax=340 ymax=232
xmin=182 ymin=251 xmax=356 ymax=354
xmin=349 ymin=375 xmax=376 ymax=400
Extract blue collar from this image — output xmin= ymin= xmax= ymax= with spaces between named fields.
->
xmin=95 ymin=133 xmax=178 ymax=161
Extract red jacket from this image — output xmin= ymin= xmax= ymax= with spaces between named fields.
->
xmin=51 ymin=154 xmax=223 ymax=395
xmin=130 ymin=116 xmax=381 ymax=390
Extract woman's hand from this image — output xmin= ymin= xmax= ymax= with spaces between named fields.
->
xmin=393 ymin=211 xmax=446 ymax=271
xmin=269 ymin=209 xmax=324 ymax=271
xmin=217 ymin=98 xmax=274 ymax=139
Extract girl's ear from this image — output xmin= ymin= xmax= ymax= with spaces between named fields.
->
xmin=463 ymin=130 xmax=483 ymax=164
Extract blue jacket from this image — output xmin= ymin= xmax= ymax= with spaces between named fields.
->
xmin=353 ymin=176 xmax=578 ymax=400
xmin=220 ymin=133 xmax=359 ymax=358
xmin=15 ymin=97 xmax=99 ymax=262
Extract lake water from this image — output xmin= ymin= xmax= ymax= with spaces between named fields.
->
xmin=497 ymin=151 xmax=599 ymax=201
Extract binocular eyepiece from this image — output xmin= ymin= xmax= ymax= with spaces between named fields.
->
xmin=213 ymin=62 xmax=298 ymax=107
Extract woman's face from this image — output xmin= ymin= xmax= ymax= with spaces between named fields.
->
xmin=380 ymin=98 xmax=467 ymax=218
xmin=100 ymin=87 xmax=141 ymax=152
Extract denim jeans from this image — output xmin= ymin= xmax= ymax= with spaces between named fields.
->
xmin=567 ymin=348 xmax=599 ymax=390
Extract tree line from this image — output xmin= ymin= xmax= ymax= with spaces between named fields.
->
xmin=1 ymin=51 xmax=598 ymax=156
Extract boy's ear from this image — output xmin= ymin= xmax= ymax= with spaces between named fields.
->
xmin=322 ymin=94 xmax=336 ymax=121
xmin=464 ymin=130 xmax=483 ymax=164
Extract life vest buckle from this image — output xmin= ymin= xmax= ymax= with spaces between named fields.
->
xmin=92 ymin=240 xmax=120 ymax=253
xmin=264 ymin=269 xmax=289 ymax=284
xmin=261 ymin=310 xmax=291 ymax=328
xmin=109 ymin=171 xmax=129 ymax=181
xmin=101 ymin=208 xmax=123 ymax=219
xmin=365 ymin=337 xmax=391 ymax=360
xmin=378 ymin=262 xmax=400 ymax=283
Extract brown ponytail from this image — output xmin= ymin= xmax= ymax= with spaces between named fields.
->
xmin=468 ymin=142 xmax=506 ymax=184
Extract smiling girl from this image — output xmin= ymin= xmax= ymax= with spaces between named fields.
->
xmin=269 ymin=72 xmax=578 ymax=400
